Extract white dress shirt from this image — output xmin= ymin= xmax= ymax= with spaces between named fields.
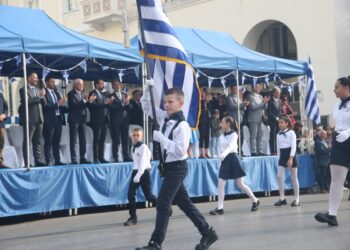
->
xmin=333 ymin=100 xmax=350 ymax=132
xmin=218 ymin=131 xmax=238 ymax=161
xmin=276 ymin=129 xmax=297 ymax=157
xmin=132 ymin=143 xmax=152 ymax=172
xmin=141 ymin=85 xmax=190 ymax=162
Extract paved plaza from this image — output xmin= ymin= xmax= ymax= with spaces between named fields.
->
xmin=0 ymin=193 xmax=350 ymax=250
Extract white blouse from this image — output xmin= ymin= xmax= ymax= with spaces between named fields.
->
xmin=218 ymin=131 xmax=238 ymax=160
xmin=132 ymin=143 xmax=152 ymax=173
xmin=333 ymin=100 xmax=350 ymax=132
xmin=276 ymin=129 xmax=297 ymax=157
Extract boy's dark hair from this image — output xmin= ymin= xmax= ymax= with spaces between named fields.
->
xmin=94 ymin=79 xmax=104 ymax=87
xmin=222 ymin=116 xmax=238 ymax=132
xmin=278 ymin=114 xmax=292 ymax=129
xmin=213 ymin=109 xmax=220 ymax=114
xmin=133 ymin=127 xmax=143 ymax=133
xmin=337 ymin=77 xmax=350 ymax=89
xmin=165 ymin=88 xmax=184 ymax=101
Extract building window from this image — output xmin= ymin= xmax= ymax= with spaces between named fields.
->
xmin=24 ymin=0 xmax=39 ymax=8
xmin=64 ymin=0 xmax=76 ymax=12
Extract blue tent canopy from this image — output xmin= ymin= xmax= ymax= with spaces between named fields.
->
xmin=132 ymin=27 xmax=308 ymax=85
xmin=0 ymin=5 xmax=142 ymax=82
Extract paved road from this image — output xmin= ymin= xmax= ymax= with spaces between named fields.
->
xmin=0 ymin=193 xmax=350 ymax=250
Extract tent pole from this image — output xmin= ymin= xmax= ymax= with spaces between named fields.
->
xmin=22 ymin=53 xmax=30 ymax=170
xmin=236 ymin=69 xmax=241 ymax=157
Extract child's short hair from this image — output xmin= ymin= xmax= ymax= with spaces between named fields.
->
xmin=133 ymin=127 xmax=144 ymax=134
xmin=213 ymin=109 xmax=220 ymax=115
xmin=165 ymin=88 xmax=184 ymax=101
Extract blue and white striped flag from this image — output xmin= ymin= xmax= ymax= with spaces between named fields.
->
xmin=136 ymin=0 xmax=200 ymax=128
xmin=305 ymin=58 xmax=321 ymax=124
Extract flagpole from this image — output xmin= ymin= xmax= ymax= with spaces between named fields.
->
xmin=136 ymin=1 xmax=165 ymax=174
xmin=236 ymin=69 xmax=241 ymax=157
xmin=136 ymin=2 xmax=158 ymax=128
xmin=22 ymin=53 xmax=30 ymax=170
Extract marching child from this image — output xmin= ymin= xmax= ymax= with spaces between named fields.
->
xmin=136 ymin=82 xmax=218 ymax=250
xmin=209 ymin=116 xmax=260 ymax=215
xmin=124 ymin=127 xmax=157 ymax=226
xmin=274 ymin=114 xmax=300 ymax=207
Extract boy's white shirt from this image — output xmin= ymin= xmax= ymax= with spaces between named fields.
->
xmin=132 ymin=143 xmax=152 ymax=182
xmin=141 ymin=84 xmax=191 ymax=162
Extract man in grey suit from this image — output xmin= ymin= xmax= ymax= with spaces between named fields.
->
xmin=226 ymin=84 xmax=249 ymax=123
xmin=246 ymin=84 xmax=270 ymax=156
xmin=18 ymin=72 xmax=46 ymax=167
xmin=226 ymin=84 xmax=249 ymax=153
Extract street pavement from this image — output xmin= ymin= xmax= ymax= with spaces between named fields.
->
xmin=0 ymin=193 xmax=350 ymax=250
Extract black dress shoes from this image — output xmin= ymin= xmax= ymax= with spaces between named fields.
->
xmin=251 ymin=200 xmax=260 ymax=211
xmin=274 ymin=199 xmax=287 ymax=206
xmin=124 ymin=216 xmax=138 ymax=226
xmin=35 ymin=162 xmax=46 ymax=167
xmin=80 ymin=158 xmax=92 ymax=164
xmin=209 ymin=208 xmax=224 ymax=215
xmin=195 ymin=227 xmax=219 ymax=250
xmin=99 ymin=159 xmax=110 ymax=164
xmin=291 ymin=200 xmax=301 ymax=207
xmin=55 ymin=162 xmax=66 ymax=166
xmin=135 ymin=241 xmax=162 ymax=250
xmin=123 ymin=156 xmax=133 ymax=162
xmin=71 ymin=161 xmax=79 ymax=165
xmin=315 ymin=212 xmax=338 ymax=226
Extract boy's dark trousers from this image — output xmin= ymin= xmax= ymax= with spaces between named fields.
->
xmin=150 ymin=160 xmax=209 ymax=244
xmin=128 ymin=169 xmax=156 ymax=218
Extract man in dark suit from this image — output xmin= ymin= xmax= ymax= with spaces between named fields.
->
xmin=128 ymin=89 xmax=143 ymax=128
xmin=42 ymin=77 xmax=68 ymax=166
xmin=267 ymin=87 xmax=281 ymax=155
xmin=67 ymin=79 xmax=93 ymax=164
xmin=108 ymin=80 xmax=132 ymax=162
xmin=87 ymin=79 xmax=112 ymax=163
xmin=0 ymin=91 xmax=9 ymax=168
xmin=18 ymin=72 xmax=46 ymax=167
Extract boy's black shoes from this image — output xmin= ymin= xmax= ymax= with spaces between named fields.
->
xmin=291 ymin=200 xmax=301 ymax=207
xmin=274 ymin=199 xmax=287 ymax=206
xmin=135 ymin=241 xmax=161 ymax=250
xmin=124 ymin=216 xmax=138 ymax=226
xmin=251 ymin=200 xmax=260 ymax=211
xmin=209 ymin=208 xmax=224 ymax=215
xmin=315 ymin=212 xmax=338 ymax=226
xmin=195 ymin=227 xmax=218 ymax=250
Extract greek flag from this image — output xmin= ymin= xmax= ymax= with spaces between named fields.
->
xmin=305 ymin=58 xmax=321 ymax=124
xmin=136 ymin=0 xmax=200 ymax=128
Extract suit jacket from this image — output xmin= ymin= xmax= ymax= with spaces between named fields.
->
xmin=108 ymin=92 xmax=129 ymax=125
xmin=247 ymin=92 xmax=267 ymax=123
xmin=314 ymin=137 xmax=330 ymax=166
xmin=43 ymin=88 xmax=67 ymax=125
xmin=226 ymin=93 xmax=244 ymax=123
xmin=67 ymin=89 xmax=87 ymax=124
xmin=0 ymin=93 xmax=8 ymax=128
xmin=86 ymin=89 xmax=109 ymax=125
xmin=128 ymin=99 xmax=143 ymax=127
xmin=18 ymin=86 xmax=44 ymax=125
xmin=267 ymin=98 xmax=281 ymax=126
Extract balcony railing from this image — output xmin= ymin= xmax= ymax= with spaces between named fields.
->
xmin=81 ymin=0 xmax=123 ymax=29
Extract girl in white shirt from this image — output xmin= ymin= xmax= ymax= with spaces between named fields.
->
xmin=315 ymin=77 xmax=350 ymax=226
xmin=209 ymin=116 xmax=259 ymax=215
xmin=274 ymin=115 xmax=300 ymax=207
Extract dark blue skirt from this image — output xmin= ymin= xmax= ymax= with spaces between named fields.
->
xmin=330 ymin=133 xmax=350 ymax=168
xmin=278 ymin=148 xmax=297 ymax=168
xmin=219 ymin=153 xmax=246 ymax=180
